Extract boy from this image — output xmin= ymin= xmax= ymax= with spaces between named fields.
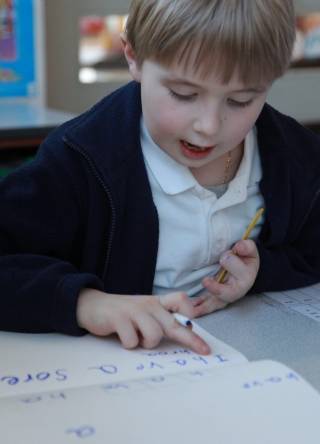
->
xmin=1 ymin=0 xmax=320 ymax=354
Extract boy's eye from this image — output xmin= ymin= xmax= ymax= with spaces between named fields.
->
xmin=169 ymin=89 xmax=197 ymax=101
xmin=228 ymin=98 xmax=253 ymax=108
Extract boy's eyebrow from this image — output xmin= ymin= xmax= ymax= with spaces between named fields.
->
xmin=232 ymin=87 xmax=267 ymax=93
xmin=165 ymin=77 xmax=267 ymax=93
xmin=165 ymin=78 xmax=201 ymax=87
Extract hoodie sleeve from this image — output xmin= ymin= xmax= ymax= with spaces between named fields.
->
xmin=250 ymin=191 xmax=320 ymax=294
xmin=0 ymin=139 xmax=104 ymax=335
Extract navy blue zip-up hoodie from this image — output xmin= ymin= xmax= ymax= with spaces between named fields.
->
xmin=1 ymin=81 xmax=320 ymax=335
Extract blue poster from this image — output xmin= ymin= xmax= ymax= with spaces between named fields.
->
xmin=0 ymin=0 xmax=36 ymax=98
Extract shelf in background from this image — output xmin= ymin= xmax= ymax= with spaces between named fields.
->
xmin=79 ymin=67 xmax=131 ymax=84
xmin=305 ymin=121 xmax=320 ymax=134
xmin=78 ymin=59 xmax=320 ymax=85
xmin=0 ymin=102 xmax=75 ymax=151
xmin=291 ymin=58 xmax=320 ymax=69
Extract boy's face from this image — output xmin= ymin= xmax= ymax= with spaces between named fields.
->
xmin=125 ymin=45 xmax=269 ymax=171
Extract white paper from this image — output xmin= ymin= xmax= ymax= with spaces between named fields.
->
xmin=1 ymin=360 xmax=320 ymax=444
xmin=0 ymin=322 xmax=246 ymax=398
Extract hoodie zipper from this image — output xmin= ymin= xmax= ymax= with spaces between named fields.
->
xmin=64 ymin=138 xmax=116 ymax=281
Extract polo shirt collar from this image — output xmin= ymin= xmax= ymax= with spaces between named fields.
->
xmin=219 ymin=127 xmax=257 ymax=207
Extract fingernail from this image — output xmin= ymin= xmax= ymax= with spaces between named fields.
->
xmin=201 ymin=344 xmax=211 ymax=355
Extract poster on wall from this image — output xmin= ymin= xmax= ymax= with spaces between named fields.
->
xmin=0 ymin=0 xmax=37 ymax=98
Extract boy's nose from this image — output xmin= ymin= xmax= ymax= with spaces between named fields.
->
xmin=193 ymin=108 xmax=222 ymax=137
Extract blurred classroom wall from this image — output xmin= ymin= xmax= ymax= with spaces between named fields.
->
xmin=44 ymin=0 xmax=130 ymax=114
xmin=44 ymin=0 xmax=320 ymax=130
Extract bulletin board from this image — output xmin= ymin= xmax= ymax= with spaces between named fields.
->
xmin=0 ymin=0 xmax=41 ymax=99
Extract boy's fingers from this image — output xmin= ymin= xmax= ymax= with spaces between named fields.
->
xmin=233 ymin=239 xmax=258 ymax=258
xmin=115 ymin=317 xmax=140 ymax=349
xmin=134 ymin=313 xmax=164 ymax=349
xmin=190 ymin=293 xmax=209 ymax=306
xmin=153 ymin=306 xmax=211 ymax=355
xmin=165 ymin=323 xmax=211 ymax=355
xmin=158 ymin=291 xmax=196 ymax=318
xmin=200 ymin=278 xmax=235 ymax=304
xmin=193 ymin=295 xmax=227 ymax=317
xmin=203 ymin=277 xmax=242 ymax=304
xmin=219 ymin=252 xmax=251 ymax=281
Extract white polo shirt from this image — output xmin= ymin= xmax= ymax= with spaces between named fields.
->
xmin=141 ymin=119 xmax=265 ymax=296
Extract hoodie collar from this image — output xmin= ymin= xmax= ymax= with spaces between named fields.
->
xmin=63 ymin=81 xmax=143 ymax=184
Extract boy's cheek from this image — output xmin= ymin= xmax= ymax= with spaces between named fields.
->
xmin=150 ymin=116 xmax=183 ymax=139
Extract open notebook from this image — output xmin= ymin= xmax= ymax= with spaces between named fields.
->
xmin=1 ymin=323 xmax=320 ymax=443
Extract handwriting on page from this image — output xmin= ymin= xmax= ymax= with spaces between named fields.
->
xmin=16 ymin=367 xmax=301 ymax=405
xmin=59 ymin=369 xmax=301 ymax=442
xmin=0 ymin=325 xmax=247 ymax=398
xmin=242 ymin=371 xmax=300 ymax=389
xmin=66 ymin=426 xmax=96 ymax=439
xmin=1 ymin=364 xmax=306 ymax=444
xmin=0 ymin=348 xmax=229 ymax=393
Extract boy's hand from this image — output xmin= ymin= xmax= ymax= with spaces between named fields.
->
xmin=193 ymin=239 xmax=260 ymax=316
xmin=76 ymin=289 xmax=211 ymax=355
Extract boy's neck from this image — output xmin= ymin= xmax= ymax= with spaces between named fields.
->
xmin=190 ymin=142 xmax=244 ymax=188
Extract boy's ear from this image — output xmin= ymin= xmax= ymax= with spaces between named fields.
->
xmin=121 ymin=33 xmax=142 ymax=82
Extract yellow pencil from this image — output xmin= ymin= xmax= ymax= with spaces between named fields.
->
xmin=215 ymin=208 xmax=265 ymax=284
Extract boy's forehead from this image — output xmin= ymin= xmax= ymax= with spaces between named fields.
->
xmin=153 ymin=59 xmax=268 ymax=92
xmin=149 ymin=37 xmax=271 ymax=90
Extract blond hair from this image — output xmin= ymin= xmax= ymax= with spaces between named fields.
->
xmin=125 ymin=0 xmax=296 ymax=84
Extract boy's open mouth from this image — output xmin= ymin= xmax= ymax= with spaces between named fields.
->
xmin=180 ymin=140 xmax=215 ymax=159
